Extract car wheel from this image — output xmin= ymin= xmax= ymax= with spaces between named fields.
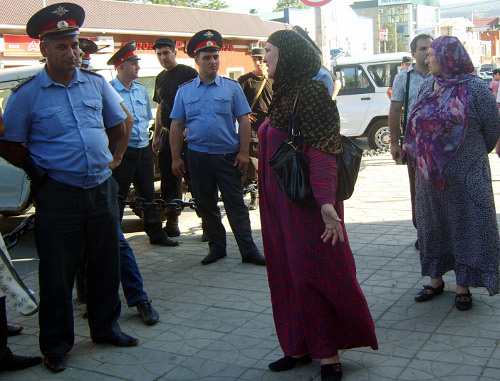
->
xmin=367 ymin=119 xmax=390 ymax=150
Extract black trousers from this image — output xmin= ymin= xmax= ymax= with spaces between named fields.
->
xmin=188 ymin=149 xmax=259 ymax=257
xmin=35 ymin=177 xmax=122 ymax=355
xmin=112 ymin=144 xmax=164 ymax=239
xmin=407 ymin=162 xmax=418 ymax=229
xmin=242 ymin=131 xmax=259 ymax=189
xmin=158 ymin=130 xmax=192 ymax=206
xmin=0 ymin=297 xmax=6 ymax=351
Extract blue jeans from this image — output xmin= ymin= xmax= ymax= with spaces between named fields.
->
xmin=119 ymin=228 xmax=148 ymax=307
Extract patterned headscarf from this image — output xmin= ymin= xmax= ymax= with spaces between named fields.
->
xmin=403 ymin=35 xmax=476 ymax=190
xmin=267 ymin=29 xmax=342 ymax=154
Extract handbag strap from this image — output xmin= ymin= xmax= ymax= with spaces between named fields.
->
xmin=400 ymin=70 xmax=411 ymax=147
xmin=289 ymin=91 xmax=301 ymax=146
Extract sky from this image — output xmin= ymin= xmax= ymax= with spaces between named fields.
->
xmin=224 ymin=0 xmax=486 ymax=15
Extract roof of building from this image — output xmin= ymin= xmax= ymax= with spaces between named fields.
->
xmin=473 ymin=17 xmax=500 ymax=27
xmin=1 ymin=0 xmax=287 ymax=39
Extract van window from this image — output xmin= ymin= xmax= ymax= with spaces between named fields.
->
xmin=367 ymin=63 xmax=394 ymax=87
xmin=335 ymin=65 xmax=373 ymax=95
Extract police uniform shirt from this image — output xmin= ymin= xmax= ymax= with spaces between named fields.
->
xmin=170 ymin=74 xmax=251 ymax=154
xmin=313 ymin=66 xmax=337 ymax=97
xmin=110 ymin=78 xmax=153 ymax=149
xmin=2 ymin=68 xmax=126 ymax=189
xmin=391 ymin=64 xmax=432 ymax=113
xmin=153 ymin=64 xmax=198 ymax=129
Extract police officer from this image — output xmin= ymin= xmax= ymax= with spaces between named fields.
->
xmin=170 ymin=29 xmax=265 ymax=266
xmin=78 ymin=37 xmax=98 ymax=69
xmin=108 ymin=41 xmax=178 ymax=246
xmin=151 ymin=37 xmax=198 ymax=237
xmin=0 ymin=3 xmax=138 ymax=372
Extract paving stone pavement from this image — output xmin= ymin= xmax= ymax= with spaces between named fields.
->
xmin=3 ymin=152 xmax=500 ymax=380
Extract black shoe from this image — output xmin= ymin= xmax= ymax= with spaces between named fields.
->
xmin=0 ymin=348 xmax=42 ymax=371
xmin=201 ymin=251 xmax=227 ymax=265
xmin=248 ymin=197 xmax=258 ymax=211
xmin=414 ymin=282 xmax=445 ymax=302
xmin=136 ymin=299 xmax=159 ymax=325
xmin=164 ymin=225 xmax=181 ymax=237
xmin=269 ymin=354 xmax=312 ymax=372
xmin=150 ymin=236 xmax=179 ymax=247
xmin=93 ymin=333 xmax=139 ymax=347
xmin=414 ymin=239 xmax=419 ymax=250
xmin=6 ymin=324 xmax=23 ymax=337
xmin=43 ymin=353 xmax=66 ymax=373
xmin=321 ymin=363 xmax=343 ymax=381
xmin=242 ymin=252 xmax=266 ymax=266
xmin=455 ymin=291 xmax=473 ymax=311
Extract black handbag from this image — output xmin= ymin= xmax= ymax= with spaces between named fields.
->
xmin=336 ymin=135 xmax=363 ymax=201
xmin=268 ymin=93 xmax=316 ymax=205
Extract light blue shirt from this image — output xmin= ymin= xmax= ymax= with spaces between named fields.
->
xmin=110 ymin=78 xmax=153 ymax=149
xmin=313 ymin=67 xmax=334 ymax=97
xmin=391 ymin=64 xmax=432 ymax=113
xmin=170 ymin=74 xmax=251 ymax=154
xmin=2 ymin=67 xmax=126 ymax=189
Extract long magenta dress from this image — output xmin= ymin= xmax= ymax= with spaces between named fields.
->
xmin=259 ymin=119 xmax=378 ymax=358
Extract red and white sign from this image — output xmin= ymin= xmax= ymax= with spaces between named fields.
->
xmin=379 ymin=29 xmax=388 ymax=42
xmin=300 ymin=0 xmax=332 ymax=6
xmin=3 ymin=35 xmax=41 ymax=56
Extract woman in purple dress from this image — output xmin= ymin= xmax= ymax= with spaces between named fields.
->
xmin=404 ymin=36 xmax=500 ymax=310
xmin=259 ymin=29 xmax=378 ymax=381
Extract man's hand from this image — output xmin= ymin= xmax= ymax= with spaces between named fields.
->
xmin=248 ymin=112 xmax=258 ymax=124
xmin=108 ymin=157 xmax=122 ymax=170
xmin=152 ymin=135 xmax=160 ymax=154
xmin=172 ymin=157 xmax=186 ymax=178
xmin=390 ymin=142 xmax=405 ymax=164
xmin=234 ymin=152 xmax=249 ymax=171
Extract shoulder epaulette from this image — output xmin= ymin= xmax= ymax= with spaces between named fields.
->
xmin=222 ymin=76 xmax=238 ymax=83
xmin=80 ymin=68 xmax=103 ymax=78
xmin=133 ymin=80 xmax=146 ymax=88
xmin=178 ymin=78 xmax=195 ymax=88
xmin=11 ymin=75 xmax=35 ymax=92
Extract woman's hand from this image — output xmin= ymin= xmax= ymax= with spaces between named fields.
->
xmin=320 ymin=203 xmax=344 ymax=246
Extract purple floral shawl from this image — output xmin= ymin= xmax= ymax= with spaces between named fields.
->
xmin=403 ymin=36 xmax=476 ymax=190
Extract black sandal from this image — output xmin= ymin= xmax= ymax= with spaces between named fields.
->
xmin=414 ymin=282 xmax=445 ymax=302
xmin=455 ymin=291 xmax=472 ymax=311
xmin=321 ymin=363 xmax=342 ymax=381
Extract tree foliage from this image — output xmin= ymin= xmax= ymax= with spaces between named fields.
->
xmin=273 ymin=0 xmax=307 ymax=11
xmin=382 ymin=22 xmax=405 ymax=53
xmin=120 ymin=0 xmax=228 ymax=10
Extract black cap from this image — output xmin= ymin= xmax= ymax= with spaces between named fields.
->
xmin=292 ymin=25 xmax=321 ymax=55
xmin=402 ymin=56 xmax=413 ymax=64
xmin=26 ymin=2 xmax=85 ymax=40
xmin=187 ymin=29 xmax=223 ymax=58
xmin=79 ymin=38 xmax=98 ymax=54
xmin=251 ymin=48 xmax=265 ymax=57
xmin=152 ymin=38 xmax=175 ymax=50
xmin=107 ymin=41 xmax=141 ymax=68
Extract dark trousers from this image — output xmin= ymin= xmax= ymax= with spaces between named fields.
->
xmin=112 ymin=144 xmax=164 ymax=239
xmin=188 ymin=149 xmax=259 ymax=256
xmin=119 ymin=228 xmax=147 ymax=307
xmin=407 ymin=162 xmax=418 ymax=229
xmin=158 ymin=130 xmax=183 ymax=204
xmin=0 ymin=297 xmax=6 ymax=350
xmin=35 ymin=177 xmax=122 ymax=355
xmin=242 ymin=133 xmax=259 ymax=189
xmin=74 ymin=228 xmax=148 ymax=307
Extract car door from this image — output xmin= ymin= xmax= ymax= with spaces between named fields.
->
xmin=334 ymin=65 xmax=374 ymax=137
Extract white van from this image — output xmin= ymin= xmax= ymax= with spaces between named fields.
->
xmin=333 ymin=52 xmax=411 ymax=150
xmin=0 ymin=54 xmax=169 ymax=216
